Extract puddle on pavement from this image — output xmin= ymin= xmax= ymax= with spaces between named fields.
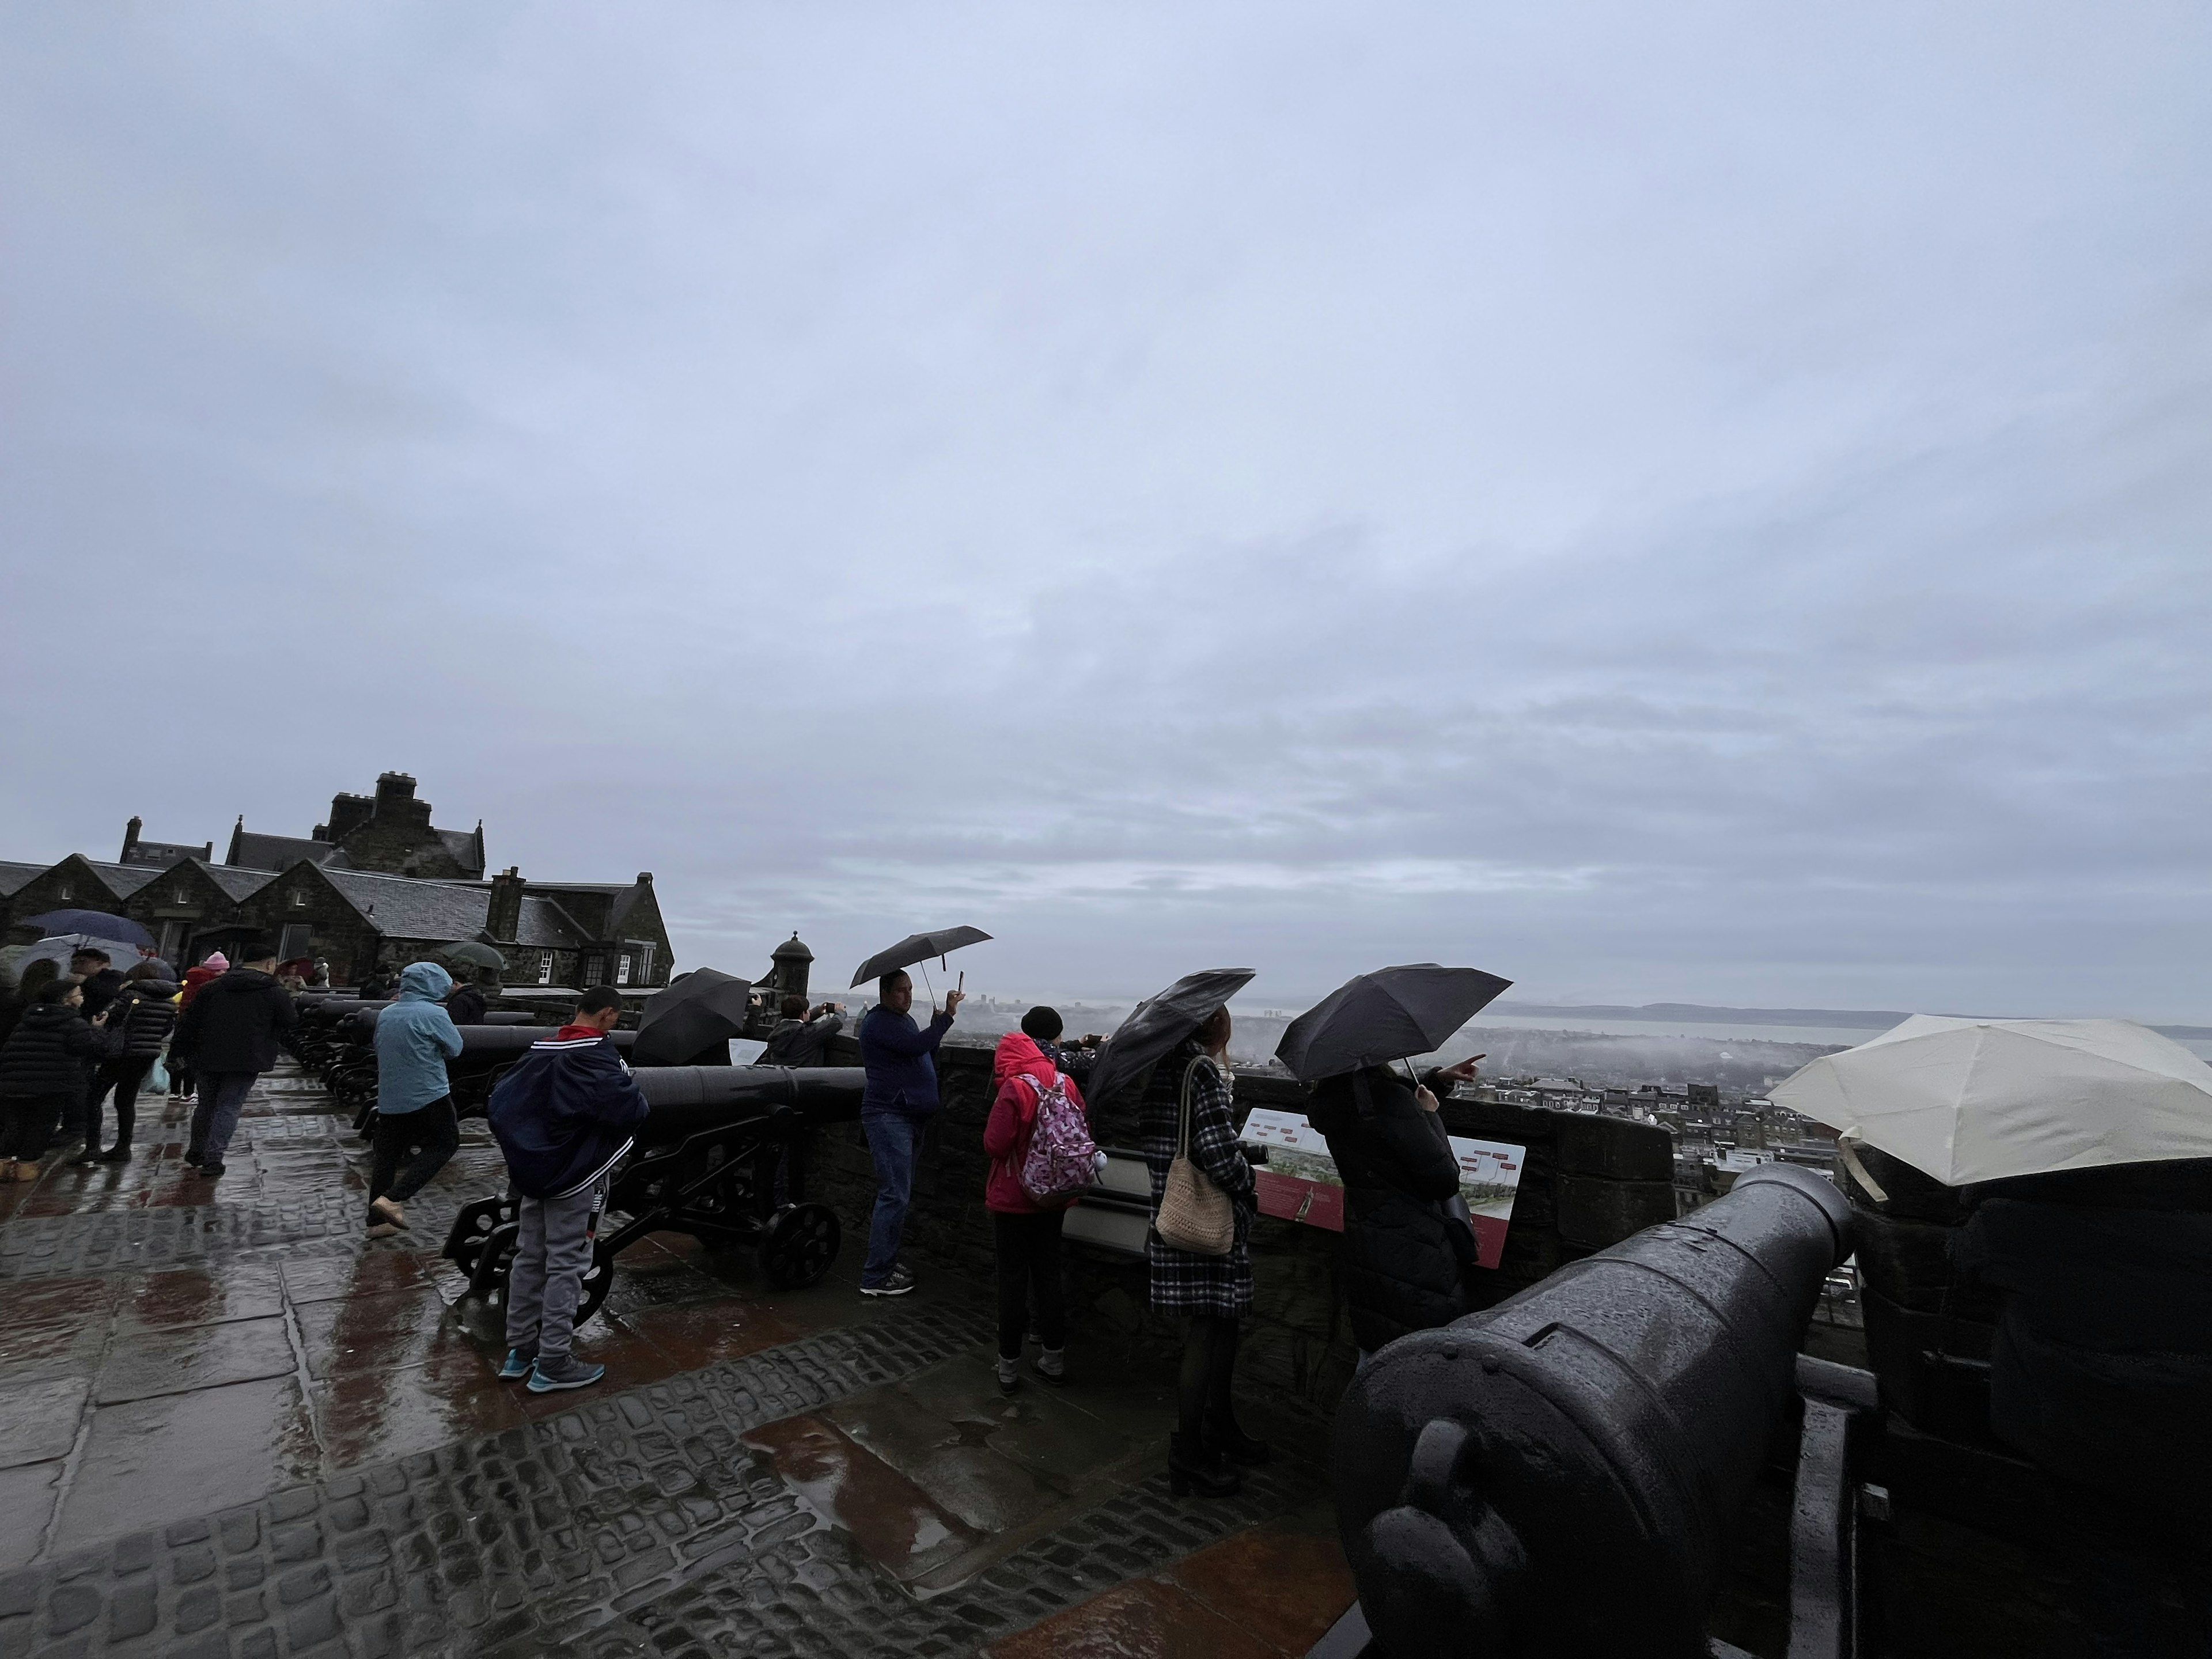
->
xmin=740 ymin=1414 xmax=980 ymax=1584
xmin=985 ymin=1575 xmax=1284 ymax=1659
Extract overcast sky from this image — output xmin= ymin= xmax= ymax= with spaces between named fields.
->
xmin=3 ymin=4 xmax=2208 ymax=1018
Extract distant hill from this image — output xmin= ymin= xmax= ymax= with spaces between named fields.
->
xmin=1490 ymin=1001 xmax=2212 ymax=1040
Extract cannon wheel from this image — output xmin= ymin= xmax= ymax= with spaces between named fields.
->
xmin=757 ymin=1203 xmax=839 ymax=1289
xmin=466 ymin=1222 xmax=615 ymax=1332
xmin=444 ymin=1196 xmax=520 ymax=1277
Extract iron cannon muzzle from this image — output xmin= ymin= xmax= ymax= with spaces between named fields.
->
xmin=632 ymin=1065 xmax=865 ymax=1143
xmin=1334 ymin=1162 xmax=1852 ymax=1658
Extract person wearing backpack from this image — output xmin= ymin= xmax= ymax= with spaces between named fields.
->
xmin=81 ymin=959 xmax=181 ymax=1164
xmin=983 ymin=1010 xmax=1097 ymax=1394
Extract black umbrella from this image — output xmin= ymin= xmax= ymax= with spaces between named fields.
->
xmin=635 ymin=967 xmax=754 ymax=1065
xmin=849 ymin=926 xmax=993 ymax=990
xmin=435 ymin=940 xmax=506 ymax=974
xmin=1084 ymin=967 xmax=1257 ymax=1108
xmin=1274 ymin=964 xmax=1512 ymax=1082
xmin=25 ymin=909 xmax=155 ymax=949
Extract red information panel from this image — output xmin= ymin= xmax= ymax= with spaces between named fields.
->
xmin=1241 ymin=1108 xmax=1524 ymax=1268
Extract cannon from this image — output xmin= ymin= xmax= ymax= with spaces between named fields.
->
xmin=1326 ymin=1162 xmax=1859 ymax=1659
xmin=441 ymin=1063 xmax=865 ymax=1330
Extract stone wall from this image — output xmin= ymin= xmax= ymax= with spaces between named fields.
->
xmin=809 ymin=1036 xmax=1679 ymax=1426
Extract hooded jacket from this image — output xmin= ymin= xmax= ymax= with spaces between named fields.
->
xmin=1306 ymin=1065 xmax=1471 ymax=1353
xmin=374 ymin=963 xmax=464 ymax=1114
xmin=487 ymin=1028 xmax=650 ymax=1199
xmin=444 ymin=983 xmax=487 ymax=1028
xmin=180 ymin=965 xmax=222 ymax=1007
xmin=760 ymin=1010 xmax=843 ymax=1067
xmin=171 ymin=967 xmax=297 ymax=1074
xmin=0 ymin=1002 xmax=120 ymax=1101
xmin=108 ymin=980 xmax=181 ymax=1059
xmin=983 ymin=1032 xmax=1089 ymax=1213
xmin=857 ymin=1004 xmax=955 ymax=1116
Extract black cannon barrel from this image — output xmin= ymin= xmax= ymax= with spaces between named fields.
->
xmin=1332 ymin=1161 xmax=1851 ymax=1659
xmin=633 ymin=1066 xmax=865 ymax=1145
xmin=453 ymin=1027 xmax=637 ymax=1061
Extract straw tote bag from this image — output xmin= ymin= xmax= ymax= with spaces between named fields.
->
xmin=1155 ymin=1056 xmax=1235 ymax=1255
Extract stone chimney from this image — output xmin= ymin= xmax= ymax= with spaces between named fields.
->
xmin=487 ymin=867 xmax=526 ymax=942
xmin=120 ymin=816 xmax=143 ymax=861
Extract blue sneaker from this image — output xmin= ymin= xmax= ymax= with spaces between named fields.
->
xmin=497 ymin=1349 xmax=536 ymax=1381
xmin=527 ymin=1355 xmax=605 ymax=1393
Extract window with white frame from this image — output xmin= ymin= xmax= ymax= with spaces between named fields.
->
xmin=538 ymin=950 xmax=554 ymax=985
xmin=615 ymin=954 xmax=631 ymax=985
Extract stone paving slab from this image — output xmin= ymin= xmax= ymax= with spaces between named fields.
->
xmin=0 ymin=1306 xmax=1000 ymax=1657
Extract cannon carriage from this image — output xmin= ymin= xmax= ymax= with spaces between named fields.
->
xmin=440 ymin=1063 xmax=863 ymax=1330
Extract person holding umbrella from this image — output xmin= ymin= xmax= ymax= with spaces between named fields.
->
xmin=854 ymin=968 xmax=964 ymax=1297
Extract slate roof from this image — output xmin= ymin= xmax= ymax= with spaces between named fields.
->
xmin=196 ymin=863 xmax=281 ymax=901
xmin=230 ymin=831 xmax=347 ymax=870
xmin=78 ymin=862 xmax=165 ymax=898
xmin=0 ymin=862 xmax=48 ymax=897
xmin=436 ymin=828 xmax=486 ymax=876
xmin=514 ymin=895 xmax=591 ymax=949
xmin=319 ymin=869 xmax=491 ymax=942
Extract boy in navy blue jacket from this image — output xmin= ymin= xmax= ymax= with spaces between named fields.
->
xmin=486 ymin=986 xmax=648 ymax=1392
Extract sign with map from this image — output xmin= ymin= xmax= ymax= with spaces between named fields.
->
xmin=1238 ymin=1108 xmax=1525 ymax=1268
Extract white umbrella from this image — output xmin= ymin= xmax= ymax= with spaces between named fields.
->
xmin=1772 ymin=1015 xmax=2212 ymax=1186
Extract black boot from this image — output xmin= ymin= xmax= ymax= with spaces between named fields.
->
xmin=1168 ymin=1431 xmax=1241 ymax=1499
xmin=1206 ymin=1414 xmax=1272 ymax=1467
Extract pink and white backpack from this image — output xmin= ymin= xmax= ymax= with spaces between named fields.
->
xmin=1018 ymin=1073 xmax=1099 ymax=1204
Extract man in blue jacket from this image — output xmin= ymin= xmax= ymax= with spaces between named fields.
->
xmin=367 ymin=961 xmax=465 ymax=1238
xmin=486 ymin=985 xmax=648 ymax=1392
xmin=854 ymin=969 xmax=964 ymax=1297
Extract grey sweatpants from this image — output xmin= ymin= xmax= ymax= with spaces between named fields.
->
xmin=505 ymin=1176 xmax=606 ymax=1362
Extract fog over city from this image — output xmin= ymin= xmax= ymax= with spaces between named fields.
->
xmin=4 ymin=6 xmax=2209 ymax=1020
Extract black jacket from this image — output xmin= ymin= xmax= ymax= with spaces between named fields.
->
xmin=759 ymin=1012 xmax=843 ymax=1067
xmin=108 ymin=981 xmax=180 ymax=1058
xmin=77 ymin=968 xmax=127 ymax=1024
xmin=1308 ymin=1066 xmax=1469 ymax=1353
xmin=444 ymin=984 xmax=487 ymax=1028
xmin=171 ymin=968 xmax=297 ymax=1074
xmin=0 ymin=1004 xmax=121 ymax=1101
xmin=487 ymin=1033 xmax=650 ymax=1199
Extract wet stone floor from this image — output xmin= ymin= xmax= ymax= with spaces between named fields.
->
xmin=0 ymin=1065 xmax=1351 ymax=1658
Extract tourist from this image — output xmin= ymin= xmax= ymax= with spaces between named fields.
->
xmin=0 ymin=958 xmax=58 ymax=1051
xmin=357 ymin=963 xmax=396 ymax=1001
xmin=0 ymin=981 xmax=118 ymax=1183
xmin=1010 ymin=1003 xmax=1101 ymax=1085
xmin=1306 ymin=1056 xmax=1486 ymax=1366
xmin=983 ymin=1017 xmax=1090 ymax=1392
xmin=170 ymin=959 xmax=223 ymax=1101
xmin=854 ymin=968 xmax=963 ymax=1297
xmin=306 ymin=959 xmax=332 ymax=990
xmin=444 ymin=972 xmax=488 ymax=1029
xmin=80 ymin=960 xmax=181 ymax=1165
xmin=69 ymin=948 xmax=126 ymax=1024
xmin=758 ymin=995 xmax=844 ymax=1067
xmin=1143 ymin=1005 xmax=1266 ymax=1498
xmin=169 ymin=941 xmax=296 ymax=1177
xmin=486 ymin=984 xmax=649 ymax=1393
xmin=366 ymin=962 xmax=465 ymax=1237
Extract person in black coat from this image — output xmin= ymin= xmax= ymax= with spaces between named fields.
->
xmin=1306 ymin=1055 xmax=1484 ymax=1359
xmin=69 ymin=950 xmax=126 ymax=1023
xmin=82 ymin=961 xmax=180 ymax=1164
xmin=0 ymin=982 xmax=119 ymax=1180
xmin=444 ymin=976 xmax=488 ymax=1029
xmin=170 ymin=946 xmax=297 ymax=1177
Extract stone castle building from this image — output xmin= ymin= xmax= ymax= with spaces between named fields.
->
xmin=0 ymin=773 xmax=672 ymax=991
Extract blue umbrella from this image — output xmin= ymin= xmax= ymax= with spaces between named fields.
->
xmin=25 ymin=910 xmax=154 ymax=949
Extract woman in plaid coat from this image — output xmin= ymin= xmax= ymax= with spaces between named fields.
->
xmin=1142 ymin=1008 xmax=1268 ymax=1497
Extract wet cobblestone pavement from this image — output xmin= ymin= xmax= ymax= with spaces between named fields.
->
xmin=0 ymin=1066 xmax=1346 ymax=1657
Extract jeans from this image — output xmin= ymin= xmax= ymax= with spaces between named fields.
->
xmin=368 ymin=1097 xmax=460 ymax=1220
xmin=188 ymin=1073 xmax=258 ymax=1166
xmin=860 ymin=1111 xmax=928 ymax=1287
xmin=993 ymin=1208 xmax=1068 ymax=1358
xmin=506 ymin=1176 xmax=607 ymax=1363
xmin=87 ymin=1057 xmax=154 ymax=1154
xmin=0 ymin=1094 xmax=70 ymax=1162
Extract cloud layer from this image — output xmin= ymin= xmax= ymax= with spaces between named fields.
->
xmin=4 ymin=3 xmax=2209 ymax=1016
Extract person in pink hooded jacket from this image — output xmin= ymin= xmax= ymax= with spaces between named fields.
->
xmin=984 ymin=1010 xmax=1091 ymax=1394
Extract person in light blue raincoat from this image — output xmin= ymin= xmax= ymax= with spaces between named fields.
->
xmin=367 ymin=961 xmax=464 ymax=1236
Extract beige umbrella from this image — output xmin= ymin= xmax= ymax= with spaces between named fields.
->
xmin=1771 ymin=1015 xmax=2212 ymax=1186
